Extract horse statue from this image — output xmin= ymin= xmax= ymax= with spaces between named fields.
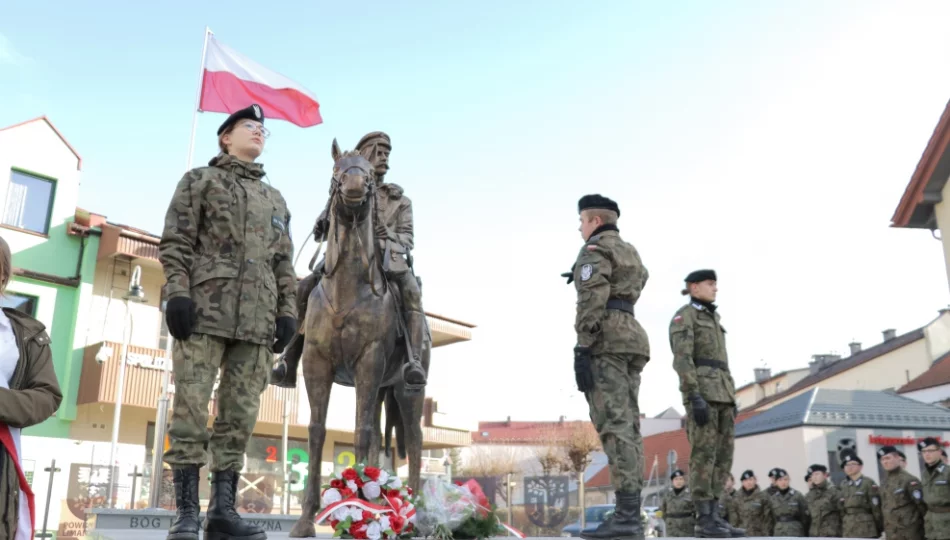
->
xmin=290 ymin=140 xmax=431 ymax=538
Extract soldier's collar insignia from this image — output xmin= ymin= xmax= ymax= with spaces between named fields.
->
xmin=691 ymin=302 xmax=705 ymax=311
xmin=940 ymin=465 xmax=946 ymax=473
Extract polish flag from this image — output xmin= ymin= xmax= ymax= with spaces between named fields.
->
xmin=199 ymin=36 xmax=322 ymax=128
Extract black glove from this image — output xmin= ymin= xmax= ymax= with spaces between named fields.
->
xmin=734 ymin=404 xmax=739 ymax=417
xmin=561 ymin=271 xmax=574 ymax=285
xmin=165 ymin=296 xmax=197 ymax=341
xmin=273 ymin=316 xmax=297 ymax=353
xmin=573 ymin=346 xmax=595 ymax=393
xmin=688 ymin=392 xmax=710 ymax=427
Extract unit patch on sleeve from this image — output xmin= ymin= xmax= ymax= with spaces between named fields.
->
xmin=580 ymin=264 xmax=593 ymax=281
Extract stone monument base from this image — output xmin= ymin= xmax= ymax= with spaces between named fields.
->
xmin=85 ymin=507 xmax=306 ymax=536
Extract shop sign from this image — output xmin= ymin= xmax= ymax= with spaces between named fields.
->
xmin=868 ymin=434 xmax=950 ymax=447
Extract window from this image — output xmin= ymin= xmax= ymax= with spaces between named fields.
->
xmin=3 ymin=169 xmax=56 ymax=235
xmin=1 ymin=292 xmax=37 ymax=317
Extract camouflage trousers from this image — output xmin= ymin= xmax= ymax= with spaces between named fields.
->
xmin=586 ymin=352 xmax=648 ymax=493
xmin=685 ymin=401 xmax=734 ymax=502
xmin=164 ymin=333 xmax=272 ymax=471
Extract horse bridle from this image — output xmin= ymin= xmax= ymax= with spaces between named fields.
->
xmin=322 ymin=163 xmax=388 ymax=298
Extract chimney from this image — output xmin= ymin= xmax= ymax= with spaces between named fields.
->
xmin=558 ymin=415 xmax=566 ymax=423
xmin=505 ymin=416 xmax=511 ymax=425
xmin=753 ymin=367 xmax=772 ymax=383
xmin=809 ymin=354 xmax=842 ymax=375
xmin=882 ymin=329 xmax=897 ymax=341
xmin=848 ymin=342 xmax=862 ymax=355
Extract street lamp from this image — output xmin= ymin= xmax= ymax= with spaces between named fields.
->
xmin=107 ymin=265 xmax=147 ymax=508
xmin=148 ymin=297 xmax=175 ymax=509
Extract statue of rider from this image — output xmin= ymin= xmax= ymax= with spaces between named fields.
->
xmin=270 ymin=131 xmax=428 ymax=390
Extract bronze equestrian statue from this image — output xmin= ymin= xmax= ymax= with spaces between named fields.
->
xmin=288 ymin=141 xmax=430 ymax=538
xmin=272 ymin=131 xmax=428 ymax=393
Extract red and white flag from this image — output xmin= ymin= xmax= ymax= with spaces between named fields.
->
xmin=200 ymin=36 xmax=322 ymax=128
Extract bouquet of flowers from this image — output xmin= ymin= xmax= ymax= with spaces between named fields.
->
xmin=414 ymin=478 xmax=525 ymax=540
xmin=315 ymin=464 xmax=416 ymax=539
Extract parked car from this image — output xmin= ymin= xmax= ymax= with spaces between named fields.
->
xmin=561 ymin=505 xmax=659 ymax=537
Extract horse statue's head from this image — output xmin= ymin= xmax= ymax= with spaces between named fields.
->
xmin=331 ymin=138 xmax=375 ymax=211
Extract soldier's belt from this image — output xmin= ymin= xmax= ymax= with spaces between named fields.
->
xmin=666 ymin=512 xmax=693 ymax=518
xmin=775 ymin=516 xmax=802 ymax=523
xmin=606 ymin=298 xmax=634 ymax=315
xmin=695 ymin=358 xmax=728 ymax=370
xmin=928 ymin=505 xmax=950 ymax=513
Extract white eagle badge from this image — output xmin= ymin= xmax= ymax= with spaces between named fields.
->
xmin=580 ymin=264 xmax=593 ymax=281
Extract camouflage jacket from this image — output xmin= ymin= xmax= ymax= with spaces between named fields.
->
xmin=838 ymin=475 xmax=882 ymax=538
xmin=732 ymin=486 xmax=773 ymax=537
xmin=159 ymin=153 xmax=296 ymax=345
xmin=659 ymin=487 xmax=695 ymax=537
xmin=669 ymin=300 xmax=735 ymax=404
xmin=769 ymin=488 xmax=810 ymax=537
xmin=882 ymin=468 xmax=925 ymax=540
xmin=922 ymin=462 xmax=950 ymax=540
xmin=314 ymin=182 xmax=413 ymax=274
xmin=572 ymin=228 xmax=650 ymax=356
xmin=806 ymin=480 xmax=842 ymax=537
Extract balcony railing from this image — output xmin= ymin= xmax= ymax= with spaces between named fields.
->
xmin=77 ymin=341 xmax=297 ymax=424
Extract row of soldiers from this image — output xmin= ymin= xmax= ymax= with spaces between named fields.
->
xmin=658 ymin=438 xmax=950 ymax=538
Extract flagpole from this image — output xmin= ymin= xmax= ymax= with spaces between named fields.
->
xmin=186 ymin=26 xmax=213 ymax=171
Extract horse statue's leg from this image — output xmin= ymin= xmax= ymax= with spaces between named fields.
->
xmin=353 ymin=344 xmax=388 ymax=465
xmin=289 ymin=341 xmax=334 ymax=538
xmin=368 ymin=389 xmax=384 ymax=467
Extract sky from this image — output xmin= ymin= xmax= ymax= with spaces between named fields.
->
xmin=4 ymin=0 xmax=950 ymax=427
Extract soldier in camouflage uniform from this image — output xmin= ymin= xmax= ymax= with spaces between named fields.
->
xmin=768 ymin=469 xmax=810 ymax=537
xmin=669 ymin=269 xmax=744 ymax=538
xmin=659 ymin=470 xmax=696 ymax=537
xmin=838 ymin=453 xmax=883 ymax=538
xmin=766 ymin=468 xmax=779 ymax=496
xmin=718 ymin=473 xmax=736 ymax=525
xmin=271 ymin=131 xmax=428 ymax=391
xmin=159 ymin=104 xmax=297 ymax=540
xmin=730 ymin=470 xmax=773 ymax=537
xmin=919 ymin=437 xmax=950 ymax=540
xmin=878 ymin=445 xmax=926 ymax=540
xmin=805 ymin=463 xmax=842 ymax=537
xmin=565 ymin=194 xmax=649 ymax=540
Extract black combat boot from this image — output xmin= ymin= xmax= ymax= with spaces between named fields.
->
xmin=203 ymin=469 xmax=267 ymax=540
xmin=580 ymin=491 xmax=644 ymax=540
xmin=713 ymin=500 xmax=746 ymax=537
xmin=694 ymin=500 xmax=732 ymax=538
xmin=270 ymin=334 xmax=303 ymax=388
xmin=401 ymin=311 xmax=428 ymax=390
xmin=166 ymin=465 xmax=200 ymax=540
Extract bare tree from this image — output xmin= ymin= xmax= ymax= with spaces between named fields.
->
xmin=560 ymin=423 xmax=601 ymax=527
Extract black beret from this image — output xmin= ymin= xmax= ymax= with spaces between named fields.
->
xmin=670 ymin=469 xmax=684 ymax=480
xmin=877 ymin=445 xmax=899 ymax=458
xmin=806 ymin=464 xmax=827 ymax=476
xmin=578 ymin=194 xmax=620 ymax=217
xmin=767 ymin=468 xmax=778 ymax=478
xmin=841 ymin=454 xmax=863 ymax=467
xmin=740 ymin=470 xmax=754 ymax=481
xmin=685 ymin=269 xmax=717 ymax=283
xmin=217 ymin=103 xmax=265 ymax=136
xmin=804 ymin=474 xmax=810 ymax=482
xmin=898 ymin=450 xmax=907 ymax=460
xmin=918 ymin=437 xmax=941 ymax=452
xmin=774 ymin=469 xmax=788 ymax=479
